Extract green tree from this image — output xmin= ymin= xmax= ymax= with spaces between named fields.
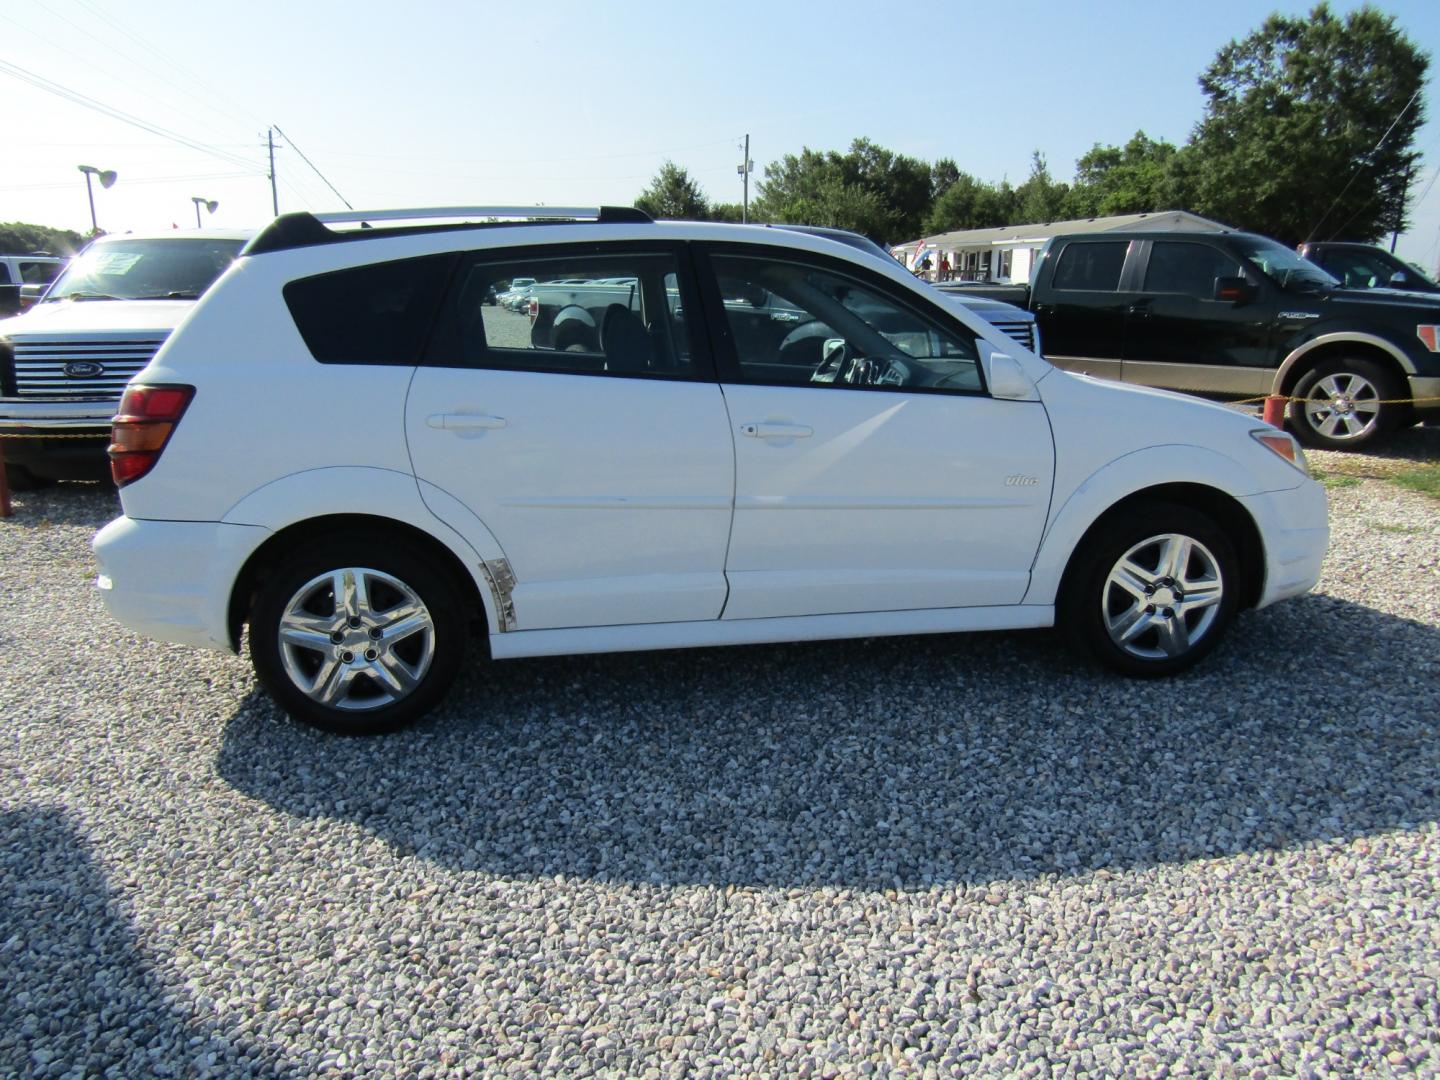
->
xmin=0 ymin=222 xmax=85 ymax=256
xmin=634 ymin=161 xmax=710 ymax=220
xmin=922 ymin=173 xmax=1016 ymax=235
xmin=1013 ymin=152 xmax=1069 ymax=223
xmin=1186 ymin=3 xmax=1428 ymax=244
xmin=752 ymin=138 xmax=934 ymax=242
xmin=1067 ymin=132 xmax=1183 ymax=218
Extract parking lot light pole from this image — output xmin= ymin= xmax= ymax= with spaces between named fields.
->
xmin=77 ymin=165 xmax=117 ymax=233
xmin=191 ymin=197 xmax=219 ymax=228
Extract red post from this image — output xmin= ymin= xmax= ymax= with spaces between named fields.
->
xmin=0 ymin=439 xmax=11 ymax=518
xmin=1262 ymin=395 xmax=1287 ymax=429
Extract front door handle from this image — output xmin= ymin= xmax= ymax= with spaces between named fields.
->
xmin=740 ymin=422 xmax=813 ymax=440
xmin=426 ymin=413 xmax=507 ymax=431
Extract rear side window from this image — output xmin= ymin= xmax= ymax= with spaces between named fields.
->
xmin=1143 ymin=242 xmax=1240 ymax=295
xmin=284 ymin=254 xmax=454 ymax=365
xmin=0 ymin=264 xmax=11 ymax=285
xmin=19 ymin=261 xmax=59 ymax=284
xmin=425 ymin=251 xmax=698 ymax=379
xmin=1051 ymin=242 xmax=1127 ymax=291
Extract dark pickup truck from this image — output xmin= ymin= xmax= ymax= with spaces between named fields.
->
xmin=965 ymin=230 xmax=1440 ymax=449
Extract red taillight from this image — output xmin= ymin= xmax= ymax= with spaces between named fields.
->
xmin=527 ymin=296 xmax=538 ymax=320
xmin=109 ymin=384 xmax=194 ymax=487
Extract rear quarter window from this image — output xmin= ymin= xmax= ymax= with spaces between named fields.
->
xmin=283 ymin=254 xmax=455 ymax=365
xmin=1051 ymin=242 xmax=1128 ymax=291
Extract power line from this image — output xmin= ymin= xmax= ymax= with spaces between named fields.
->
xmin=0 ymin=58 xmax=264 ymax=174
xmin=272 ymin=125 xmax=352 ymax=210
xmin=26 ymin=0 xmax=259 ymax=138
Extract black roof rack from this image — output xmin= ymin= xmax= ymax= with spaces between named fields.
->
xmin=244 ymin=205 xmax=653 ymax=256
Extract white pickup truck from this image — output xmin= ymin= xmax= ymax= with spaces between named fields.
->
xmin=0 ymin=229 xmax=249 ymax=489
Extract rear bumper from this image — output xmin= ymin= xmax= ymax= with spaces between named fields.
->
xmin=93 ymin=516 xmax=270 ymax=652
xmin=1239 ymin=480 xmax=1329 ymax=609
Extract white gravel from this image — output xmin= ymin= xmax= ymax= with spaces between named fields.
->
xmin=2 ymin=429 xmax=1437 ymax=1078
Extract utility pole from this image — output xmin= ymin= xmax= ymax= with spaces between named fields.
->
xmin=738 ymin=135 xmax=753 ymax=224
xmin=267 ymin=127 xmax=279 ymax=216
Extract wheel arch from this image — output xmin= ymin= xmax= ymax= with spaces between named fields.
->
xmin=1273 ymin=334 xmax=1412 ymax=397
xmin=226 ymin=512 xmax=491 ymax=653
xmin=1026 ymin=445 xmax=1271 ymax=611
xmin=1054 ymin=483 xmax=1264 ymax=613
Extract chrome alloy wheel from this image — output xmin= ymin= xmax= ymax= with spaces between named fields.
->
xmin=1302 ymin=371 xmax=1382 ymax=442
xmin=277 ymin=567 xmax=436 ymax=712
xmin=1101 ymin=533 xmax=1224 ymax=661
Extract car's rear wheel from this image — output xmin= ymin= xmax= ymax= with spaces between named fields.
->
xmin=1289 ymin=357 xmax=1404 ymax=450
xmin=1060 ymin=503 xmax=1240 ymax=677
xmin=249 ymin=535 xmax=464 ymax=734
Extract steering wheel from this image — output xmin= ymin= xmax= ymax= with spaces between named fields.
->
xmin=850 ymin=355 xmax=910 ymax=387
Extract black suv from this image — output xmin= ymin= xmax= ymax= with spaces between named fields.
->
xmin=1297 ymin=241 xmax=1440 ymax=295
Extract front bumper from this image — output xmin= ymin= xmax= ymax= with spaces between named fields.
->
xmin=1408 ymin=375 xmax=1440 ymax=421
xmin=1238 ymin=479 xmax=1329 ymax=609
xmin=1 ymin=399 xmax=116 ymax=479
xmin=93 ymin=516 xmax=270 ymax=653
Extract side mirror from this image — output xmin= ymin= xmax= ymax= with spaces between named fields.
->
xmin=985 ymin=352 xmax=1038 ymax=401
xmin=1389 ymin=271 xmax=1409 ymax=288
xmin=1213 ymin=275 xmax=1256 ymax=304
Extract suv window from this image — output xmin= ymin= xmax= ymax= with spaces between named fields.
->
xmin=1051 ymin=242 xmax=1128 ymax=291
xmin=0 ymin=264 xmax=10 ymax=286
xmin=1143 ymin=242 xmax=1240 ymax=295
xmin=711 ymin=253 xmax=981 ymax=393
xmin=429 ymin=252 xmax=697 ymax=379
xmin=19 ymin=261 xmax=59 ymax=284
xmin=284 ymin=254 xmax=455 ymax=365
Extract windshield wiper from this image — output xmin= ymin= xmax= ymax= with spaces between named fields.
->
xmin=135 ymin=291 xmax=202 ymax=300
xmin=51 ymin=291 xmax=120 ymax=301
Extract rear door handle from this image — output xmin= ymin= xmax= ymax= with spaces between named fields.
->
xmin=426 ymin=413 xmax=507 ymax=431
xmin=740 ymin=422 xmax=813 ymax=440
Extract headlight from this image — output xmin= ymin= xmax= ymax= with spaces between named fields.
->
xmin=1251 ymin=428 xmax=1309 ymax=476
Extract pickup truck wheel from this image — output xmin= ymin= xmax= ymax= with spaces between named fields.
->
xmin=1289 ymin=357 xmax=1403 ymax=450
xmin=249 ymin=535 xmax=464 ymax=734
xmin=3 ymin=462 xmax=56 ymax=492
xmin=1060 ymin=503 xmax=1239 ymax=678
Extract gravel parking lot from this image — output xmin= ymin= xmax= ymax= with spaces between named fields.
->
xmin=2 ymin=429 xmax=1437 ymax=1078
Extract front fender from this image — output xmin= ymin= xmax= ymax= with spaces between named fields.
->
xmin=1023 ymin=444 xmax=1265 ymax=606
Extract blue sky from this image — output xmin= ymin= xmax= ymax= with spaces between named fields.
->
xmin=3 ymin=0 xmax=1438 ymax=271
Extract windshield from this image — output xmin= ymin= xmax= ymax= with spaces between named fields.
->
xmin=1231 ymin=236 xmax=1338 ymax=292
xmin=45 ymin=237 xmax=244 ymax=301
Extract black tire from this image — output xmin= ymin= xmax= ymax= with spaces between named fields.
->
xmin=3 ymin=462 xmax=57 ymax=492
xmin=249 ymin=533 xmax=465 ymax=734
xmin=1059 ymin=502 xmax=1240 ymax=678
xmin=1288 ymin=356 xmax=1404 ymax=451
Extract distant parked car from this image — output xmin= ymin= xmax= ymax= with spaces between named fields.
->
xmin=0 ymin=253 xmax=64 ymax=317
xmin=1296 ymin=241 xmax=1440 ymax=295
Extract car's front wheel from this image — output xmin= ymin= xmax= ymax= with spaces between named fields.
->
xmin=249 ymin=535 xmax=465 ymax=734
xmin=1060 ymin=503 xmax=1240 ymax=677
xmin=1289 ymin=357 xmax=1404 ymax=450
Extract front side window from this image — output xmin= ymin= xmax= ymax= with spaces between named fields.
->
xmin=712 ymin=253 xmax=981 ymax=392
xmin=430 ymin=252 xmax=696 ymax=378
xmin=1143 ymin=242 xmax=1241 ymax=295
xmin=45 ymin=238 xmax=243 ymax=301
xmin=1051 ymin=241 xmax=1128 ymax=291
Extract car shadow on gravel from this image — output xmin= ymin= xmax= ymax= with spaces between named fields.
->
xmin=0 ymin=808 xmax=299 ymax=1077
xmin=216 ymin=593 xmax=1439 ymax=890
